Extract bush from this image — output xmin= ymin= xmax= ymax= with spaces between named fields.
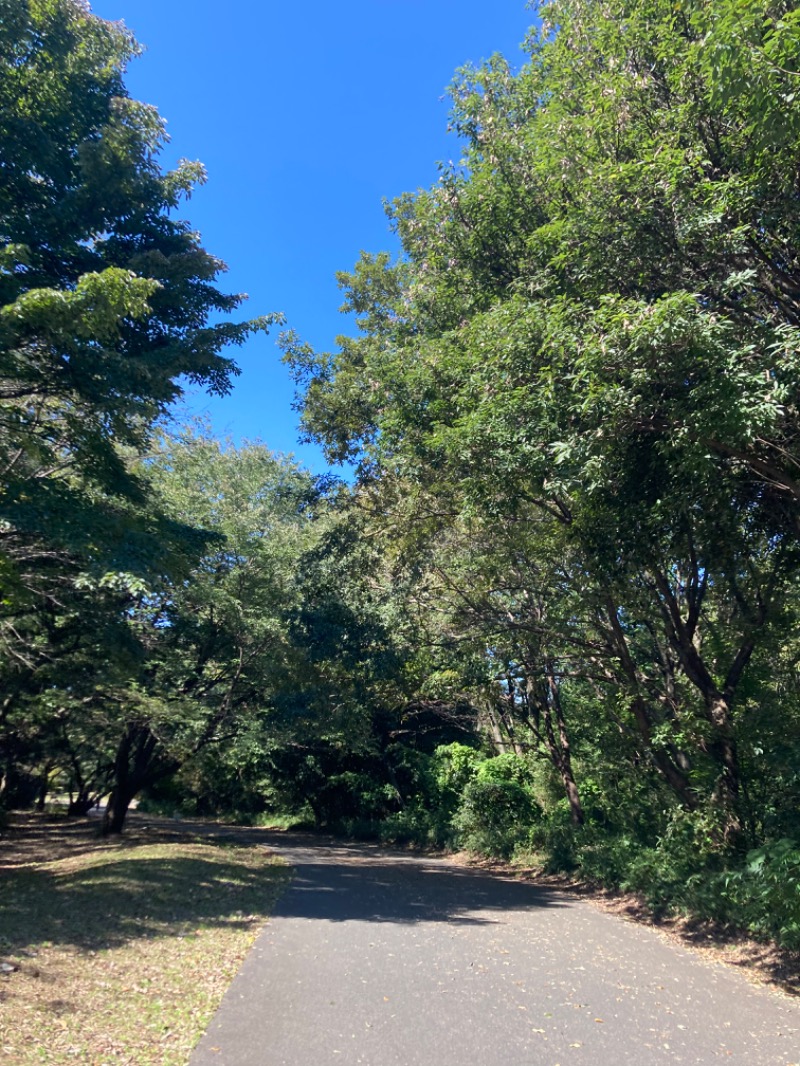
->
xmin=455 ymin=776 xmax=540 ymax=859
xmin=525 ymin=805 xmax=583 ymax=871
xmin=378 ymin=806 xmax=454 ymax=848
xmin=702 ymin=838 xmax=800 ymax=948
xmin=431 ymin=743 xmax=484 ymax=806
xmin=314 ymin=771 xmax=401 ymax=824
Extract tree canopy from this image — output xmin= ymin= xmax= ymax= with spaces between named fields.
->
xmin=0 ymin=0 xmax=279 ymax=583
xmin=0 ymin=0 xmax=280 ymax=822
xmin=283 ymin=0 xmax=800 ymax=848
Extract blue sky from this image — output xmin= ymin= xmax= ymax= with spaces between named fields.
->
xmin=90 ymin=1 xmax=535 ymax=470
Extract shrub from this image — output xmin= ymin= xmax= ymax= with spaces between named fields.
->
xmin=703 ymin=838 xmax=800 ymax=947
xmin=454 ymin=776 xmax=540 ymax=859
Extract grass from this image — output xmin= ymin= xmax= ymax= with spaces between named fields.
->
xmin=0 ymin=813 xmax=291 ymax=1065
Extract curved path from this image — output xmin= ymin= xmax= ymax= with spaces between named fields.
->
xmin=190 ymin=834 xmax=799 ymax=1066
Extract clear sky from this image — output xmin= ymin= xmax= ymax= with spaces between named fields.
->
xmin=89 ymin=1 xmax=536 ymax=470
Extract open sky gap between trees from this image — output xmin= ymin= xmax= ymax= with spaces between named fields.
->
xmin=2 ymin=0 xmax=800 ymax=950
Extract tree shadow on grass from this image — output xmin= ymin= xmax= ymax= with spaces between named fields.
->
xmin=1 ymin=844 xmax=289 ymax=955
xmin=0 ymin=811 xmax=114 ymax=868
xmin=1 ymin=816 xmax=568 ymax=958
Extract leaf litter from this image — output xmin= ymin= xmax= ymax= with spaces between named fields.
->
xmin=0 ymin=813 xmax=290 ymax=1064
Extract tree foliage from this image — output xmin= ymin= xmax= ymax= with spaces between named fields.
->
xmin=0 ymin=1 xmax=279 ymax=821
xmin=0 ymin=0 xmax=278 ymax=595
xmin=283 ymin=0 xmax=800 ymax=860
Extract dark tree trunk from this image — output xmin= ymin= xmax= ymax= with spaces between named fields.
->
xmin=102 ymin=725 xmax=134 ymax=835
xmin=648 ymin=570 xmax=755 ymax=845
xmin=546 ymin=662 xmax=585 ymax=827
xmin=101 ymin=721 xmax=178 ymax=835
xmin=67 ymin=791 xmax=97 ymax=817
xmin=525 ymin=658 xmax=585 ymax=828
xmin=603 ymin=595 xmax=697 ymax=809
xmin=562 ymin=773 xmax=584 ymax=828
xmin=707 ymin=695 xmax=743 ymax=845
xmin=35 ymin=763 xmax=53 ymax=812
xmin=102 ymin=785 xmax=136 ymax=835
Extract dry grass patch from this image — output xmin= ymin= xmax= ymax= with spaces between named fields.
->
xmin=0 ymin=813 xmax=291 ymax=1065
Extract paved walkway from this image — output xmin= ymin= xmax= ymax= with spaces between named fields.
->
xmin=190 ymin=834 xmax=800 ymax=1066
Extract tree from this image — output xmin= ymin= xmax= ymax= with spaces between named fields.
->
xmin=95 ymin=428 xmax=321 ymax=833
xmin=0 ymin=1 xmax=280 ymax=806
xmin=282 ymin=0 xmax=800 ymax=844
xmin=0 ymin=0 xmax=279 ymax=635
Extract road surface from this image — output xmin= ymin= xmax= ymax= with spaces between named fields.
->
xmin=190 ymin=834 xmax=800 ymax=1066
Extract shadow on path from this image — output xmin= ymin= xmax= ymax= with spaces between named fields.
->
xmin=256 ymin=831 xmax=567 ymax=926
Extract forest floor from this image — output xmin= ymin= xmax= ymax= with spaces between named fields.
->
xmin=0 ymin=812 xmax=290 ymax=1065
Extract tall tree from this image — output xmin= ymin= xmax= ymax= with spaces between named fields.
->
xmin=0 ymin=0 xmax=278 ymax=603
xmin=0 ymin=0 xmax=279 ymax=806
xmin=97 ymin=429 xmax=321 ymax=833
xmin=283 ymin=0 xmax=800 ymax=843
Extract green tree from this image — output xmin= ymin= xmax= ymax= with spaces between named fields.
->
xmin=95 ymin=428 xmax=320 ymax=833
xmin=0 ymin=0 xmax=278 ymax=636
xmin=283 ymin=0 xmax=800 ymax=845
xmin=0 ymin=0 xmax=280 ymax=806
xmin=230 ymin=491 xmax=482 ymax=833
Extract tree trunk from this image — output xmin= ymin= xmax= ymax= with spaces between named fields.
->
xmin=102 ymin=785 xmax=135 ymax=835
xmin=708 ymin=695 xmax=743 ymax=845
xmin=483 ymin=704 xmax=509 ymax=753
xmin=35 ymin=763 xmax=53 ymax=812
xmin=603 ymin=595 xmax=697 ymax=809
xmin=525 ymin=660 xmax=585 ymax=827
xmin=561 ymin=771 xmax=584 ymax=827
xmin=648 ymin=569 xmax=754 ymax=841
xmin=544 ymin=660 xmax=585 ymax=827
xmin=67 ymin=790 xmax=96 ymax=816
xmin=101 ymin=721 xmax=178 ymax=835
xmin=101 ymin=723 xmax=139 ymax=835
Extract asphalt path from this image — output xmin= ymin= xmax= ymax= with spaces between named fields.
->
xmin=190 ymin=834 xmax=800 ymax=1066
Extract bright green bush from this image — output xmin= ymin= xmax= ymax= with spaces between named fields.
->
xmin=454 ymin=775 xmax=541 ymax=859
xmin=432 ymin=743 xmax=484 ymax=798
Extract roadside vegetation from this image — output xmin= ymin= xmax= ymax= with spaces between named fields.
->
xmin=2 ymin=0 xmax=800 ymax=1009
